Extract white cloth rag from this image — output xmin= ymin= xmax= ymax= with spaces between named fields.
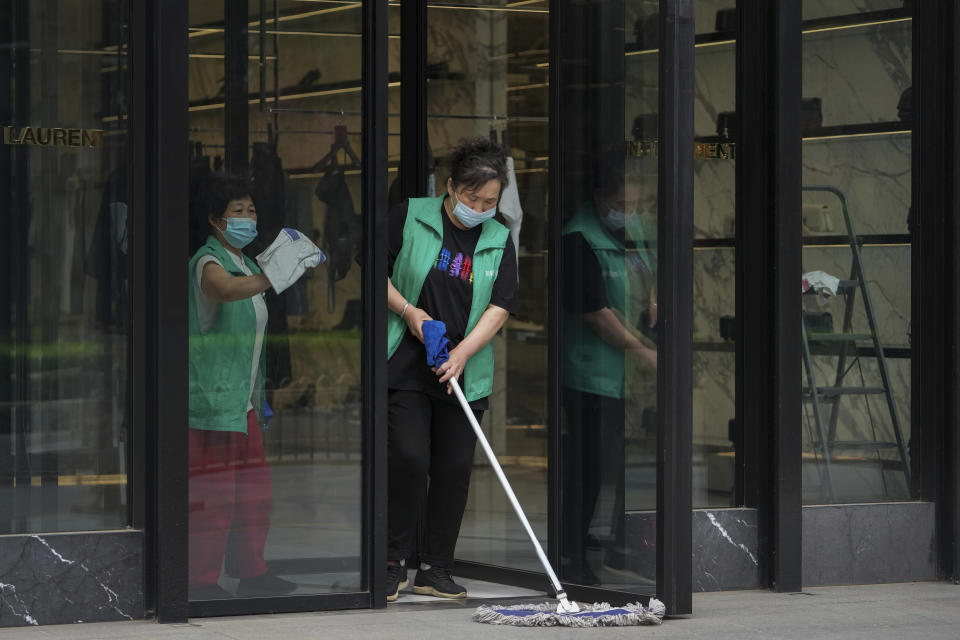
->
xmin=498 ymin=156 xmax=523 ymax=270
xmin=256 ymin=228 xmax=326 ymax=294
xmin=801 ymin=270 xmax=840 ymax=298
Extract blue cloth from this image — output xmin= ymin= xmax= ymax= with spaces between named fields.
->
xmin=422 ymin=320 xmax=450 ymax=367
xmin=490 ymin=608 xmax=633 ymax=620
xmin=263 ymin=400 xmax=274 ymax=429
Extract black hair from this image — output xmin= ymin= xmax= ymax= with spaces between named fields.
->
xmin=189 ymin=173 xmax=252 ymax=253
xmin=593 ymin=156 xmax=650 ymax=198
xmin=205 ymin=174 xmax=253 ymax=219
xmin=446 ymin=137 xmax=509 ymax=192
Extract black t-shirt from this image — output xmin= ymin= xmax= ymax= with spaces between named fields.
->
xmin=388 ymin=199 xmax=518 ymax=409
xmin=562 ymin=228 xmax=657 ymax=337
xmin=562 ymin=232 xmax=608 ymax=314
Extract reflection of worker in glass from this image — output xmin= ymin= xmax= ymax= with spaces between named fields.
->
xmin=561 ymin=161 xmax=657 ymax=585
xmin=187 ymin=175 xmax=299 ymax=600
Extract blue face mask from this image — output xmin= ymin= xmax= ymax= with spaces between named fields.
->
xmin=451 ymin=193 xmax=497 ymax=229
xmin=221 ymin=217 xmax=258 ymax=249
xmin=600 ymin=206 xmax=638 ymax=233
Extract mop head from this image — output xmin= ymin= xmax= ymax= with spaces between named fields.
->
xmin=472 ymin=598 xmax=666 ymax=627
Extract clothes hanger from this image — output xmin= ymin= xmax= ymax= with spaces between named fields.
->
xmin=311 ymin=111 xmax=360 ymax=171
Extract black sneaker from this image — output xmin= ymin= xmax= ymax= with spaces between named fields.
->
xmin=190 ymin=583 xmax=233 ymax=600
xmin=412 ymin=566 xmax=467 ymax=599
xmin=386 ymin=561 xmax=408 ymax=602
xmin=236 ymin=572 xmax=298 ymax=597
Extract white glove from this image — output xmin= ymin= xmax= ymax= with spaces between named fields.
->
xmin=256 ymin=228 xmax=326 ymax=294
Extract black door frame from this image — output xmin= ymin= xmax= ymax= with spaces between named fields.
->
xmin=137 ymin=0 xmax=391 ymax=622
xmin=656 ymin=0 xmax=695 ymax=616
xmin=915 ymin=0 xmax=960 ymax=582
xmin=736 ymin=0 xmax=803 ymax=593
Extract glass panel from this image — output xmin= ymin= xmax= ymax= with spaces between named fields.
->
xmin=421 ymin=0 xmax=550 ymax=573
xmin=692 ymin=0 xmax=737 ymax=508
xmin=800 ymin=1 xmax=913 ymax=504
xmin=556 ymin=0 xmax=658 ymax=590
xmin=0 ymin=0 xmax=130 ymax=533
xmin=187 ymin=0 xmax=371 ymax=599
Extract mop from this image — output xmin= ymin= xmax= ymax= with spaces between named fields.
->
xmin=420 ymin=321 xmax=665 ymax=627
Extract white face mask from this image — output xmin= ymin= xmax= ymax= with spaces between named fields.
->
xmin=452 ymin=193 xmax=497 ymax=228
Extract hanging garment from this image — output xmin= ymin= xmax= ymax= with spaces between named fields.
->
xmin=248 ymin=142 xmax=288 ymax=255
xmin=498 ymin=157 xmax=523 ymax=271
xmin=61 ymin=175 xmax=87 ymax=314
xmin=314 ymin=165 xmax=361 ymax=312
xmin=85 ymin=171 xmax=128 ymax=328
xmin=256 ymin=228 xmax=326 ymax=295
xmin=283 ymin=180 xmax=317 ymax=315
xmin=248 ymin=141 xmax=292 ymax=388
xmin=189 ymin=150 xmax=213 ymax=254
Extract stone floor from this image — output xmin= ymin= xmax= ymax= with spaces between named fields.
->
xmin=5 ymin=581 xmax=960 ymax=639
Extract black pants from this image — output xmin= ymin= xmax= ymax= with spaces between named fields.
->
xmin=388 ymin=389 xmax=481 ymax=569
xmin=561 ymin=389 xmax=626 ymax=581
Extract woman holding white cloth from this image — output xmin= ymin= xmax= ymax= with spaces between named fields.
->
xmin=187 ymin=174 xmax=319 ymax=600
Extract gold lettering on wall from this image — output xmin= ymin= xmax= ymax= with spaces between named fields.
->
xmin=626 ymin=139 xmax=737 ymax=161
xmin=2 ymin=126 xmax=105 ymax=149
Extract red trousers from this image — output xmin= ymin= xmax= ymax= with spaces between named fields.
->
xmin=189 ymin=411 xmax=272 ymax=587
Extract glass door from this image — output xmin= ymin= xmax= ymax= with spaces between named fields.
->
xmin=185 ymin=0 xmax=386 ymax=603
xmin=556 ymin=0 xmax=660 ymax=594
xmin=412 ymin=0 xmax=690 ymax=609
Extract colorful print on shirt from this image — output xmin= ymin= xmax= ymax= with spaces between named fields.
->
xmin=435 ymin=248 xmax=474 ymax=285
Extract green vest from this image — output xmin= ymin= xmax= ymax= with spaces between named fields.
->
xmin=388 ymin=196 xmax=509 ymax=402
xmin=562 ymin=201 xmax=652 ymax=399
xmin=188 ymin=236 xmax=266 ymax=433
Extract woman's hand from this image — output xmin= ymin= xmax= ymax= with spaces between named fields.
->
xmin=434 ymin=346 xmax=468 ymax=394
xmin=431 ymin=304 xmax=507 ymax=394
xmin=628 ymin=343 xmax=658 ymax=370
xmin=404 ymin=306 xmax=433 ymax=343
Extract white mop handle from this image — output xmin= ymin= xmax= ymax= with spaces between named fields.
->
xmin=449 ymin=377 xmax=565 ymax=597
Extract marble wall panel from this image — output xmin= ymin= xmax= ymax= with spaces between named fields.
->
xmin=628 ymin=503 xmax=934 ymax=592
xmin=693 ymin=47 xmax=735 ymax=141
xmin=803 ymin=24 xmax=911 ymax=127
xmin=627 ymin=509 xmax=762 ymax=591
xmin=0 ymin=530 xmax=143 ymax=628
xmin=693 ymin=509 xmax=761 ymax=591
xmin=802 ymin=502 xmax=935 ymax=586
xmin=693 ymin=246 xmax=735 ymax=340
xmin=692 ymin=351 xmax=736 ymax=507
xmin=801 ymin=138 xmax=911 ymax=235
xmin=694 ymin=160 xmax=735 ymax=238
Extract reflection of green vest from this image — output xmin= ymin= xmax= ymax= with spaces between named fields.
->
xmin=562 ymin=202 xmax=650 ymax=399
xmin=387 ymin=197 xmax=509 ymax=402
xmin=188 ymin=236 xmax=266 ymax=433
